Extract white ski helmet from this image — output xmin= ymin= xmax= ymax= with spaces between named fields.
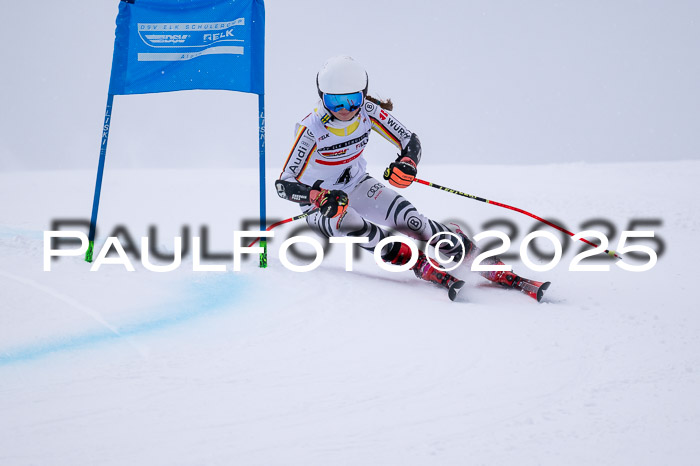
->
xmin=316 ymin=56 xmax=368 ymax=98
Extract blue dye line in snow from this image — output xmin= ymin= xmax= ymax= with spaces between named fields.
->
xmin=0 ymin=226 xmax=43 ymax=240
xmin=0 ymin=275 xmax=246 ymax=366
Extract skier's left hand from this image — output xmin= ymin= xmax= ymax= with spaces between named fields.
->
xmin=384 ymin=157 xmax=417 ymax=188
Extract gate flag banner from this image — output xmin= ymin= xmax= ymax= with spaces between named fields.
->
xmin=108 ymin=0 xmax=264 ymax=95
xmin=87 ymin=0 xmax=268 ymax=267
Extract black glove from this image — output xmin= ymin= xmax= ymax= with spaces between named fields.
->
xmin=310 ymin=181 xmax=349 ymax=218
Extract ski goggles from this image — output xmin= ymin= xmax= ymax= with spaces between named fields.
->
xmin=323 ymin=91 xmax=364 ymax=112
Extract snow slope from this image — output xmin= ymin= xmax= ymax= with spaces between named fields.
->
xmin=1 ymin=161 xmax=699 ymax=465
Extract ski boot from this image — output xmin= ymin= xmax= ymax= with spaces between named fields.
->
xmin=382 ymin=242 xmax=465 ymax=301
xmin=447 ymin=225 xmax=551 ymax=302
xmin=480 ymin=260 xmax=550 ymax=302
xmin=412 ymin=251 xmax=466 ymax=301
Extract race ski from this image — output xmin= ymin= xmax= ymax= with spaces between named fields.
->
xmin=479 ymin=266 xmax=551 ymax=302
xmin=447 ymin=279 xmax=466 ymax=302
xmin=513 ymin=276 xmax=551 ymax=302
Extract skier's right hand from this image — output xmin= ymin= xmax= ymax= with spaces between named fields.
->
xmin=310 ymin=181 xmax=349 ymax=218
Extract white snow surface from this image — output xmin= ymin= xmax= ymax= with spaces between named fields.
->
xmin=1 ymin=161 xmax=699 ymax=465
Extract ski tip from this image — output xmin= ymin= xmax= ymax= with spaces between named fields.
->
xmin=537 ymin=281 xmax=552 ymax=302
xmin=448 ymin=280 xmax=466 ymax=302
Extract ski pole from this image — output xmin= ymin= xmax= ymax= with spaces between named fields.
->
xmin=414 ymin=178 xmax=623 ymax=260
xmin=247 ymin=208 xmax=319 ymax=248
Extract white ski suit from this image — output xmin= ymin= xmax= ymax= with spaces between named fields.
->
xmin=278 ymin=99 xmax=462 ymax=256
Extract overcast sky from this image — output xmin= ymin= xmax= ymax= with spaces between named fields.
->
xmin=1 ymin=0 xmax=698 ymax=171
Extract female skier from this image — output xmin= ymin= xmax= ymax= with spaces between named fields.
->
xmin=275 ymin=56 xmax=545 ymax=300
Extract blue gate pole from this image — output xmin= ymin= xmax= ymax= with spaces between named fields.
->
xmin=85 ymin=93 xmax=115 ymax=262
xmin=258 ymin=93 xmax=267 ymax=268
